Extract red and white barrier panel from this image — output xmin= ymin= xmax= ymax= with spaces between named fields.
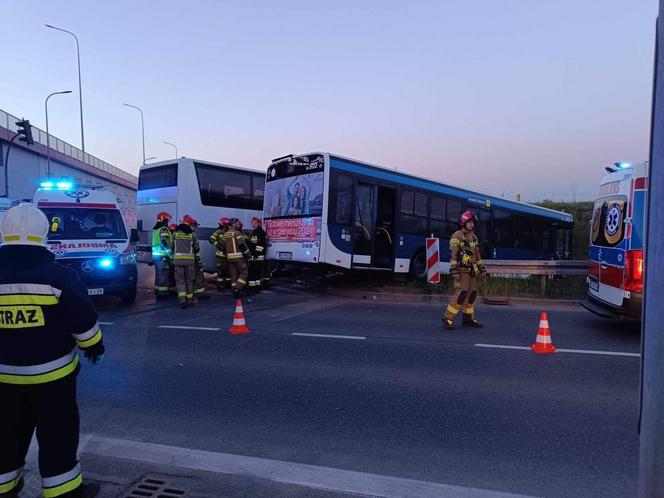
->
xmin=426 ymin=237 xmax=440 ymax=284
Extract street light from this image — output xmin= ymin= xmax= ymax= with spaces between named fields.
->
xmin=45 ymin=90 xmax=73 ymax=176
xmin=45 ymin=24 xmax=85 ymax=153
xmin=163 ymin=141 xmax=178 ymax=159
xmin=123 ymin=103 xmax=146 ymax=165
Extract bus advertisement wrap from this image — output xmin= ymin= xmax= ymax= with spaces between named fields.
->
xmin=264 ymin=172 xmax=324 ymax=218
xmin=266 ymin=217 xmax=321 ymax=242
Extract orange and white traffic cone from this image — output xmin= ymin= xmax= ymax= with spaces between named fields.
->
xmin=531 ymin=312 xmax=557 ymax=354
xmin=229 ymin=299 xmax=250 ymax=335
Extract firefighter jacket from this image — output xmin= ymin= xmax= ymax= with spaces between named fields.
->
xmin=0 ymin=245 xmax=103 ymax=385
xmin=248 ymin=227 xmax=267 ymax=260
xmin=221 ymin=229 xmax=250 ymax=261
xmin=449 ymin=229 xmax=486 ymax=276
xmin=208 ymin=228 xmax=227 ymax=259
xmin=173 ymin=224 xmax=198 ymax=266
xmin=152 ymin=223 xmax=172 ymax=261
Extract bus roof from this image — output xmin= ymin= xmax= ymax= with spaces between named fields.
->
xmin=139 ymin=157 xmax=266 ymax=176
xmin=305 ymin=152 xmax=573 ymax=223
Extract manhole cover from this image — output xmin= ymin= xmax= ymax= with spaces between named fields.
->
xmin=125 ymin=477 xmax=187 ymax=497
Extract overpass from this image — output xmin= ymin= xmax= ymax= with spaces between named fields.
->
xmin=0 ymin=107 xmax=138 ymax=226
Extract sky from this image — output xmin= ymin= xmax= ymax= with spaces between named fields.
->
xmin=1 ymin=0 xmax=657 ymax=201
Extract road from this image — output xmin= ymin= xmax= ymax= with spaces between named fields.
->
xmin=57 ymin=273 xmax=641 ymax=498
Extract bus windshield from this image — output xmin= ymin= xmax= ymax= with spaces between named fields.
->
xmin=42 ymin=208 xmax=128 ymax=240
xmin=264 ymin=156 xmax=325 ymax=219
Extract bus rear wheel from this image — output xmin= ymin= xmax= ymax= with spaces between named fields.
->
xmin=410 ymin=249 xmax=427 ymax=281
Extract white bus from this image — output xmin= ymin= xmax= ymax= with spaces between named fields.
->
xmin=136 ymin=158 xmax=265 ymax=272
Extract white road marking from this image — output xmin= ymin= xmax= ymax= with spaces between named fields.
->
xmin=292 ymin=332 xmax=366 ymax=340
xmin=474 ymin=343 xmax=640 ymax=357
xmin=158 ymin=325 xmax=221 ymax=331
xmin=74 ymin=434 xmax=529 ymax=498
xmin=99 ymin=321 xmax=114 ymax=325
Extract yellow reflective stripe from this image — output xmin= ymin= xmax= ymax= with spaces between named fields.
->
xmin=43 ymin=473 xmax=82 ymax=498
xmin=236 ymin=278 xmax=246 ymax=284
xmin=449 ymin=239 xmax=461 ymax=247
xmin=178 ymin=292 xmax=186 ymax=297
xmin=3 ymin=235 xmax=20 ymax=241
xmin=174 ymin=255 xmax=195 ymax=260
xmin=0 ymin=477 xmax=21 ymax=494
xmin=0 ymin=294 xmax=58 ymax=305
xmin=464 ymin=306 xmax=475 ymax=313
xmin=255 ymin=246 xmax=264 ymax=252
xmin=27 ymin=235 xmax=44 ymax=243
xmin=215 ymin=251 xmax=225 ymax=257
xmin=77 ymin=330 xmax=102 ymax=348
xmin=0 ymin=355 xmax=78 ymax=385
xmin=446 ymin=305 xmax=460 ymax=315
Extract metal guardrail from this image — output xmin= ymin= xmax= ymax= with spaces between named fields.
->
xmin=0 ymin=108 xmax=137 ymax=185
xmin=483 ymin=260 xmax=588 ymax=295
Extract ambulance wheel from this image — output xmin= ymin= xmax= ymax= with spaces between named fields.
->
xmin=120 ymin=287 xmax=137 ymax=305
xmin=410 ymin=249 xmax=427 ymax=281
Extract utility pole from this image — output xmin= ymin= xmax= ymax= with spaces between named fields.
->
xmin=638 ymin=5 xmax=664 ymax=497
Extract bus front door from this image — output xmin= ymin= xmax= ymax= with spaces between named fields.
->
xmin=353 ymin=182 xmax=375 ymax=267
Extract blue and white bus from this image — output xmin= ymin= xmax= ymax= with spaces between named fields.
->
xmin=263 ymin=152 xmax=573 ymax=277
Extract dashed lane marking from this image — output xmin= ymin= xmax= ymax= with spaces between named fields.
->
xmin=292 ymin=333 xmax=366 ymax=340
xmin=158 ymin=325 xmax=221 ymax=331
xmin=474 ymin=343 xmax=640 ymax=357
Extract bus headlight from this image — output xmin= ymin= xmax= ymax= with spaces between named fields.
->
xmin=120 ymin=253 xmax=137 ymax=265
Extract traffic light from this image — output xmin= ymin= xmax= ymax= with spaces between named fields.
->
xmin=15 ymin=119 xmax=34 ymax=145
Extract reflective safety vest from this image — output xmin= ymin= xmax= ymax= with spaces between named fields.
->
xmin=152 ymin=226 xmax=172 ymax=260
xmin=222 ymin=230 xmax=250 ymax=260
xmin=248 ymin=227 xmax=266 ymax=260
xmin=173 ymin=230 xmax=198 ymax=266
xmin=449 ymin=229 xmax=485 ymax=274
xmin=0 ymin=245 xmax=102 ymax=385
xmin=209 ymin=228 xmax=227 ymax=258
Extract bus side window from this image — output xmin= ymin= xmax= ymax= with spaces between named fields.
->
xmin=329 ymin=173 xmax=353 ymax=225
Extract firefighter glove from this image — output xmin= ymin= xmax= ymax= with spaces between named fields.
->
xmin=84 ymin=342 xmax=105 ymax=365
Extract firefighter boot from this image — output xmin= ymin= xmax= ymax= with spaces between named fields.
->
xmin=462 ymin=314 xmax=483 ymax=328
xmin=443 ymin=317 xmax=455 ymax=330
xmin=78 ymin=482 xmax=101 ymax=498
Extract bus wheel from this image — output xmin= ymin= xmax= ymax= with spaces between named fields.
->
xmin=410 ymin=249 xmax=427 ymax=280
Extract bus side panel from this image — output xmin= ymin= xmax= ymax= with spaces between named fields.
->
xmin=322 ymin=223 xmax=352 ymax=269
xmin=395 ymin=233 xmax=424 ymax=267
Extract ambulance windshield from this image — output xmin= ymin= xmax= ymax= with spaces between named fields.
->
xmin=41 ymin=208 xmax=127 ymax=240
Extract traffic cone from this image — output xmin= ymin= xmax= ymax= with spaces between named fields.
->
xmin=531 ymin=312 xmax=557 ymax=354
xmin=229 ymin=299 xmax=250 ymax=335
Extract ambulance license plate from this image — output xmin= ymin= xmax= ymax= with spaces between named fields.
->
xmin=278 ymin=251 xmax=293 ymax=260
xmin=88 ymin=288 xmax=104 ymax=296
xmin=588 ymin=278 xmax=599 ymax=292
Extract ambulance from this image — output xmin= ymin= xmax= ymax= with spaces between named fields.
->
xmin=582 ymin=162 xmax=648 ymax=319
xmin=33 ymin=180 xmax=139 ymax=304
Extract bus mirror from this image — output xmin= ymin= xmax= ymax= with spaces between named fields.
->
xmin=130 ymin=228 xmax=139 ymax=243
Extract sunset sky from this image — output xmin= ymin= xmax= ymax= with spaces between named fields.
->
xmin=1 ymin=0 xmax=657 ymax=201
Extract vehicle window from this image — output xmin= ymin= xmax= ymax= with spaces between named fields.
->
xmin=400 ymin=190 xmax=414 ymax=215
xmin=253 ymin=175 xmax=265 ymax=210
xmin=414 ymin=193 xmax=428 ymax=217
xmin=329 ymin=173 xmax=354 ymax=225
xmin=195 ymin=163 xmax=253 ymax=209
xmin=42 ymin=208 xmax=127 ymax=240
xmin=492 ymin=209 xmax=514 ymax=248
xmin=138 ymin=164 xmax=178 ymax=190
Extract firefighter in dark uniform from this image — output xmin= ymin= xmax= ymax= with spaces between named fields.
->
xmin=191 ymin=219 xmax=210 ymax=302
xmin=208 ymin=217 xmax=231 ymax=291
xmin=152 ymin=212 xmax=173 ymax=299
xmin=167 ymin=223 xmax=178 ymax=295
xmin=222 ymin=218 xmax=251 ymax=299
xmin=173 ymin=215 xmax=199 ymax=309
xmin=443 ymin=210 xmax=486 ymax=330
xmin=0 ymin=204 xmax=104 ymax=498
xmin=247 ymin=217 xmax=267 ymax=294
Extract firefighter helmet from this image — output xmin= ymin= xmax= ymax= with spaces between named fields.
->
xmin=0 ymin=203 xmax=49 ymax=247
xmin=156 ymin=212 xmax=172 ymax=222
xmin=168 ymin=223 xmax=177 ymax=232
xmin=182 ymin=214 xmax=197 ymax=227
xmin=219 ymin=217 xmax=231 ymax=227
xmin=459 ymin=210 xmax=478 ymax=227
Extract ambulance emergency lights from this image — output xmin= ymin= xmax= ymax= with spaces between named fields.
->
xmin=40 ymin=179 xmax=73 ymax=191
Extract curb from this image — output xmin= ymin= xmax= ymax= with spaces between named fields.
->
xmin=324 ymin=287 xmax=582 ymax=309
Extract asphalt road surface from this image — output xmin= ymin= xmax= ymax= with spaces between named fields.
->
xmin=74 ymin=277 xmax=640 ymax=497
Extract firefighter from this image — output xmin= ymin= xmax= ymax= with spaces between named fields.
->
xmin=0 ymin=204 xmax=104 ymax=498
xmin=191 ymin=219 xmax=210 ymax=302
xmin=167 ymin=223 xmax=178 ymax=295
xmin=173 ymin=215 xmax=199 ymax=309
xmin=222 ymin=218 xmax=251 ymax=299
xmin=209 ymin=217 xmax=231 ymax=291
xmin=247 ymin=217 xmax=267 ymax=293
xmin=443 ymin=210 xmax=486 ymax=329
xmin=152 ymin=212 xmax=173 ymax=299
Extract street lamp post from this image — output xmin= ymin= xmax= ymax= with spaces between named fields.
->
xmin=45 ymin=90 xmax=73 ymax=177
xmin=45 ymin=25 xmax=85 ymax=153
xmin=163 ymin=141 xmax=178 ymax=159
xmin=123 ymin=103 xmax=146 ymax=165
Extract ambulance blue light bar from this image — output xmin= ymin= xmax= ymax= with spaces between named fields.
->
xmin=40 ymin=179 xmax=73 ymax=190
